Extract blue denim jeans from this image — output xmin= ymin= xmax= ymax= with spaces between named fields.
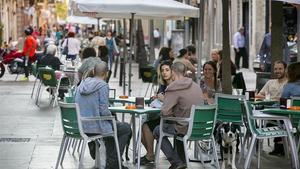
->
xmin=153 ymin=123 xmax=184 ymax=166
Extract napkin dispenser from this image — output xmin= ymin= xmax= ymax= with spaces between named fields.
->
xmin=245 ymin=91 xmax=255 ymax=101
xmin=135 ymin=97 xmax=144 ymax=109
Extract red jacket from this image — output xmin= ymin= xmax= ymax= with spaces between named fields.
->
xmin=23 ymin=35 xmax=37 ymax=58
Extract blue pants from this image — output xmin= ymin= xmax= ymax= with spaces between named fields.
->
xmin=153 ymin=123 xmax=184 ymax=166
xmin=66 ymin=54 xmax=76 ymax=60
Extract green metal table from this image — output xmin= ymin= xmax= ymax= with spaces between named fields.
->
xmin=260 ymin=108 xmax=300 ymax=169
xmin=250 ymin=100 xmax=278 ymax=106
xmin=109 ymin=106 xmax=160 ymax=168
xmin=109 ymin=97 xmax=151 ymax=104
xmin=262 ymin=108 xmax=300 ymax=115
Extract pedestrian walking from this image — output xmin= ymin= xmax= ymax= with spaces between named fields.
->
xmin=105 ymin=30 xmax=119 ymax=71
xmin=259 ymin=30 xmax=289 ymax=72
xmin=20 ymin=26 xmax=37 ymax=81
xmin=62 ymin=32 xmax=80 ymax=61
xmin=154 ymin=28 xmax=161 ymax=49
xmin=233 ymin=26 xmax=248 ymax=69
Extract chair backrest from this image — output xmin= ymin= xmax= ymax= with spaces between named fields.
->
xmin=292 ymin=96 xmax=300 ymax=106
xmin=64 ymin=96 xmax=75 ymax=103
xmin=31 ymin=62 xmax=38 ymax=77
xmin=58 ymin=102 xmax=81 ymax=138
xmin=109 ymin=88 xmax=116 ymax=99
xmin=216 ymin=93 xmax=245 ymax=123
xmin=242 ymin=100 xmax=258 ymax=135
xmin=256 ymin=72 xmax=271 ymax=92
xmin=38 ymin=67 xmax=57 ymax=87
xmin=140 ymin=66 xmax=157 ymax=83
xmin=187 ymin=105 xmax=217 ymax=140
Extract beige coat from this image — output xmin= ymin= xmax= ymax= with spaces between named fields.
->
xmin=161 ymin=77 xmax=204 ymax=134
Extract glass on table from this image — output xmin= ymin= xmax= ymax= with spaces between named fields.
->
xmin=265 ymin=91 xmax=271 ymax=101
xmin=59 ymin=65 xmax=65 ymax=71
xmin=233 ymin=88 xmax=243 ymax=95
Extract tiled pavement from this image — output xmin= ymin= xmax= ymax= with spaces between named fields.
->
xmin=0 ymin=64 xmax=296 ymax=169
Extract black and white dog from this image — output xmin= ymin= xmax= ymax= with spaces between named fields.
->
xmin=215 ymin=122 xmax=240 ymax=169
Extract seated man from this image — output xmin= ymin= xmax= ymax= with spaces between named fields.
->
xmin=75 ymin=61 xmax=131 ymax=169
xmin=153 ymin=62 xmax=204 ymax=169
xmin=256 ymin=60 xmax=287 ymax=156
xmin=256 ymin=60 xmax=287 ymax=101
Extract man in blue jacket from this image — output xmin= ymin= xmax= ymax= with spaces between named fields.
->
xmin=75 ymin=61 xmax=131 ymax=169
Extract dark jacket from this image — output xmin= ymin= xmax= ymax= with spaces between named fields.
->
xmin=38 ymin=54 xmax=62 ymax=70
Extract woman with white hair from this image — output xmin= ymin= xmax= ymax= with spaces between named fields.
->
xmin=38 ymin=44 xmax=62 ymax=70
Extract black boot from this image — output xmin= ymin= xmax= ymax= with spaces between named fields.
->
xmin=88 ymin=141 xmax=96 ymax=160
xmin=269 ymin=143 xmax=285 ymax=156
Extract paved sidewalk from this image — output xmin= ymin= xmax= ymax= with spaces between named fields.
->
xmin=0 ymin=64 xmax=294 ymax=169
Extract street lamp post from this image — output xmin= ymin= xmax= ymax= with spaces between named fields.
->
xmin=196 ymin=0 xmax=204 ymax=83
xmin=297 ymin=5 xmax=300 ymax=62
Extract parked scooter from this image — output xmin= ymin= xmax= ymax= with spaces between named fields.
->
xmin=0 ymin=43 xmax=36 ymax=80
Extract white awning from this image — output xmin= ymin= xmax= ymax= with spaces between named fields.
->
xmin=72 ymin=0 xmax=199 ymax=19
xmin=274 ymin=0 xmax=300 ymax=4
xmin=66 ymin=16 xmax=106 ymax=25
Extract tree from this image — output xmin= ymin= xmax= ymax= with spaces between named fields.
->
xmin=221 ymin=0 xmax=232 ymax=94
xmin=271 ymin=1 xmax=283 ymax=76
xmin=0 ymin=23 xmax=3 ymax=46
xmin=136 ymin=20 xmax=148 ymax=75
xmin=55 ymin=1 xmax=67 ymax=20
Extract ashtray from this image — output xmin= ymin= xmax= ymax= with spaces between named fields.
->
xmin=288 ymin=106 xmax=300 ymax=110
xmin=125 ymin=105 xmax=136 ymax=109
xmin=119 ymin=95 xmax=129 ymax=99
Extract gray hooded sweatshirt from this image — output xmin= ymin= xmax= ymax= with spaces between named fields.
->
xmin=75 ymin=77 xmax=113 ymax=134
xmin=161 ymin=77 xmax=204 ymax=134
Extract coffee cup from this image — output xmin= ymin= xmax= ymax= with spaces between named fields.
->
xmin=280 ymin=98 xmax=287 ymax=109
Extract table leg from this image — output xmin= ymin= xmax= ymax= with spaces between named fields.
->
xmin=136 ymin=115 xmax=143 ymax=169
xmin=131 ymin=114 xmax=136 ymax=164
xmin=284 ymin=119 xmax=299 ymax=169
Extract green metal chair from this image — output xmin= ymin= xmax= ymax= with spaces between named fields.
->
xmin=140 ymin=66 xmax=158 ymax=97
xmin=242 ymin=100 xmax=298 ymax=169
xmin=291 ymin=96 xmax=300 ymax=151
xmin=63 ymin=86 xmax=76 ymax=103
xmin=35 ymin=67 xmax=69 ymax=107
xmin=35 ymin=67 xmax=58 ymax=106
xmin=215 ymin=93 xmax=246 ymax=162
xmin=216 ymin=93 xmax=245 ymax=123
xmin=31 ymin=62 xmax=47 ymax=99
xmin=155 ymin=105 xmax=220 ymax=169
xmin=56 ymin=102 xmax=121 ymax=169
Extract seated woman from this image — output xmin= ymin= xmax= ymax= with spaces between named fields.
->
xmin=200 ymin=61 xmax=222 ymax=104
xmin=77 ymin=47 xmax=99 ymax=81
xmin=173 ymin=48 xmax=196 ymax=74
xmin=139 ymin=60 xmax=173 ymax=165
xmin=153 ymin=47 xmax=175 ymax=70
xmin=281 ymin=62 xmax=300 ymax=98
xmin=211 ymin=49 xmax=236 ymax=79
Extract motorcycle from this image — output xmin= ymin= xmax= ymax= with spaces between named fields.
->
xmin=0 ymin=46 xmax=38 ymax=80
